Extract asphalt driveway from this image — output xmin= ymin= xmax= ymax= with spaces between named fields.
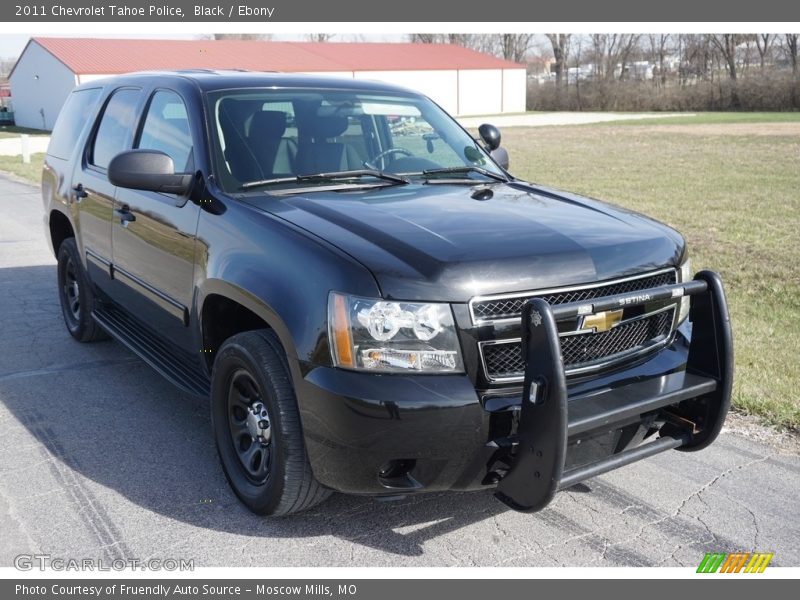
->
xmin=1 ymin=174 xmax=798 ymax=568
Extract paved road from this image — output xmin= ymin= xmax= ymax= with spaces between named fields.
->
xmin=1 ymin=174 xmax=798 ymax=568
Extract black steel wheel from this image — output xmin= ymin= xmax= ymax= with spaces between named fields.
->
xmin=210 ymin=329 xmax=331 ymax=516
xmin=227 ymin=369 xmax=273 ymax=485
xmin=62 ymin=256 xmax=81 ymax=326
xmin=56 ymin=237 xmax=108 ymax=342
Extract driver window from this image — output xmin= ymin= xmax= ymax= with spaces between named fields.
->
xmin=136 ymin=90 xmax=193 ymax=173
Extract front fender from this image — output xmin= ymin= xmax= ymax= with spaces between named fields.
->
xmin=193 ymin=197 xmax=381 ymax=373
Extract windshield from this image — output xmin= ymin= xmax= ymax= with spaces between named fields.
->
xmin=206 ymin=88 xmax=505 ymax=192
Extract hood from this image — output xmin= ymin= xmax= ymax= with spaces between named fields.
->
xmin=241 ymin=181 xmax=684 ymax=302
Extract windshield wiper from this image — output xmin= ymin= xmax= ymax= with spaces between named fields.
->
xmin=421 ymin=166 xmax=509 ymax=183
xmin=241 ymin=169 xmax=408 ymax=190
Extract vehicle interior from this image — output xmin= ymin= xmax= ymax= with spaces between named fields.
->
xmin=211 ymin=91 xmax=488 ymax=190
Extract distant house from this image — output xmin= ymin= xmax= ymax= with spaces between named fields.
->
xmin=9 ymin=37 xmax=527 ymax=130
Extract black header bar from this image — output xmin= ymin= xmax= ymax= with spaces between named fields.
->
xmin=3 ymin=0 xmax=800 ymax=22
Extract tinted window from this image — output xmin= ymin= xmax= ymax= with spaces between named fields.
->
xmin=136 ymin=90 xmax=193 ymax=173
xmin=90 ymin=88 xmax=141 ymax=170
xmin=47 ymin=88 xmax=102 ymax=160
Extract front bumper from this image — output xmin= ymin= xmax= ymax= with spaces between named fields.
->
xmin=295 ymin=271 xmax=732 ymax=511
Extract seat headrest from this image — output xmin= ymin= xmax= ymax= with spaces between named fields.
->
xmin=218 ymin=99 xmax=261 ymax=132
xmin=310 ymin=115 xmax=349 ymax=139
xmin=249 ymin=111 xmax=287 ymax=139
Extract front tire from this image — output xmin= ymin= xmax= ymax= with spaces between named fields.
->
xmin=56 ymin=238 xmax=108 ymax=342
xmin=211 ymin=330 xmax=331 ymax=516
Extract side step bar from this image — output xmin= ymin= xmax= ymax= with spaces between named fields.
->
xmin=494 ymin=270 xmax=733 ymax=512
xmin=93 ymin=304 xmax=211 ymax=397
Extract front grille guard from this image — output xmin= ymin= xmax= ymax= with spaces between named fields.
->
xmin=492 ymin=270 xmax=733 ymax=512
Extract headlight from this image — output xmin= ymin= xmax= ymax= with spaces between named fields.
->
xmin=328 ymin=292 xmax=464 ymax=373
xmin=677 ymin=256 xmax=693 ymax=324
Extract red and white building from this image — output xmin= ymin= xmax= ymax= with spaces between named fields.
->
xmin=9 ymin=37 xmax=527 ymax=130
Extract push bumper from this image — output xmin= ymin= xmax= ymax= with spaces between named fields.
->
xmin=494 ymin=270 xmax=733 ymax=511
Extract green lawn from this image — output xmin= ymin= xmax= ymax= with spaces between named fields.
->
xmin=0 ymin=153 xmax=44 ymax=183
xmin=0 ymin=125 xmax=50 ymax=139
xmin=504 ymin=123 xmax=800 ymax=429
xmin=2 ymin=121 xmax=798 ymax=429
xmin=580 ymin=111 xmax=800 ymax=127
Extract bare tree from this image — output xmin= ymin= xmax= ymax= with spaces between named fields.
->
xmin=648 ymin=34 xmax=670 ymax=86
xmin=755 ymin=34 xmax=772 ymax=72
xmin=305 ymin=34 xmax=336 ymax=42
xmin=785 ymin=34 xmax=799 ymax=79
xmin=409 ymin=34 xmax=443 ymax=44
xmin=572 ymin=36 xmax=584 ymax=108
xmin=497 ymin=34 xmax=534 ymax=63
xmin=709 ymin=34 xmax=743 ymax=108
xmin=590 ymin=34 xmax=640 ymax=80
xmin=545 ymin=34 xmax=571 ymax=87
xmin=408 ymin=33 xmax=497 ymax=55
xmin=212 ymin=34 xmax=273 ymax=41
xmin=678 ymin=34 xmax=712 ymax=83
xmin=615 ymin=35 xmax=640 ymax=80
xmin=709 ymin=34 xmax=741 ymax=81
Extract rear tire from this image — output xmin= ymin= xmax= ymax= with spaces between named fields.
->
xmin=211 ymin=329 xmax=331 ymax=516
xmin=56 ymin=238 xmax=108 ymax=342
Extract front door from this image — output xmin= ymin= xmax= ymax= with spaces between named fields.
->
xmin=76 ymin=87 xmax=142 ymax=289
xmin=108 ymin=89 xmax=200 ymax=351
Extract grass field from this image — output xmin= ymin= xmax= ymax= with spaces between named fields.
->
xmin=0 ymin=125 xmax=49 ymax=139
xmin=0 ymin=153 xmax=44 ymax=182
xmin=504 ymin=120 xmax=800 ymax=429
xmin=2 ymin=117 xmax=798 ymax=429
xmin=580 ymin=111 xmax=800 ymax=127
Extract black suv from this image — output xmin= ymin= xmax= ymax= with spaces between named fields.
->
xmin=42 ymin=71 xmax=732 ymax=516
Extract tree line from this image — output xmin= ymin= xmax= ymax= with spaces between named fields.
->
xmin=410 ymin=33 xmax=800 ymax=111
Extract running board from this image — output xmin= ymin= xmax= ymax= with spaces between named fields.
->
xmin=92 ymin=304 xmax=210 ymax=397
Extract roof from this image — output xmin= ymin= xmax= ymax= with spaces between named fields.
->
xmin=24 ymin=37 xmax=524 ymax=76
xmin=77 ymin=70 xmax=421 ymax=95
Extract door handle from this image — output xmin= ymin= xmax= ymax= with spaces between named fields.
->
xmin=114 ymin=206 xmax=136 ymax=225
xmin=72 ymin=183 xmax=88 ymax=201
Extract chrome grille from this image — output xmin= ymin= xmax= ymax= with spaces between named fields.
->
xmin=471 ymin=269 xmax=677 ymax=325
xmin=481 ymin=308 xmax=675 ymax=382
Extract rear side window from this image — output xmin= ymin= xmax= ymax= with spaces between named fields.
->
xmin=47 ymin=88 xmax=102 ymax=160
xmin=136 ymin=90 xmax=193 ymax=173
xmin=90 ymin=88 xmax=141 ymax=170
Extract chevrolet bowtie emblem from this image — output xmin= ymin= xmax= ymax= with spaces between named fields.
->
xmin=580 ymin=309 xmax=624 ymax=333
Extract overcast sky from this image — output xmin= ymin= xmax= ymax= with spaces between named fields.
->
xmin=0 ymin=33 xmax=406 ymax=59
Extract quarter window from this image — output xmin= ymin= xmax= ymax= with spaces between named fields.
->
xmin=136 ymin=90 xmax=194 ymax=173
xmin=90 ymin=88 xmax=141 ymax=170
xmin=47 ymin=88 xmax=102 ymax=160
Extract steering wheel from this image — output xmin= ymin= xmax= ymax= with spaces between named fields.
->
xmin=368 ymin=147 xmax=413 ymax=170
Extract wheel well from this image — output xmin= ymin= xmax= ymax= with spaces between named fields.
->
xmin=201 ymin=294 xmax=271 ymax=369
xmin=49 ymin=210 xmax=74 ymax=256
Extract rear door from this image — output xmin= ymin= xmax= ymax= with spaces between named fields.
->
xmin=75 ymin=87 xmax=143 ymax=289
xmin=108 ymin=88 xmax=201 ymax=351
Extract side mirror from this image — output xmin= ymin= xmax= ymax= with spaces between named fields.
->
xmin=490 ymin=147 xmax=510 ymax=171
xmin=108 ymin=150 xmax=192 ymax=195
xmin=478 ymin=123 xmax=502 ymax=151
xmin=478 ymin=123 xmax=509 ymax=170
